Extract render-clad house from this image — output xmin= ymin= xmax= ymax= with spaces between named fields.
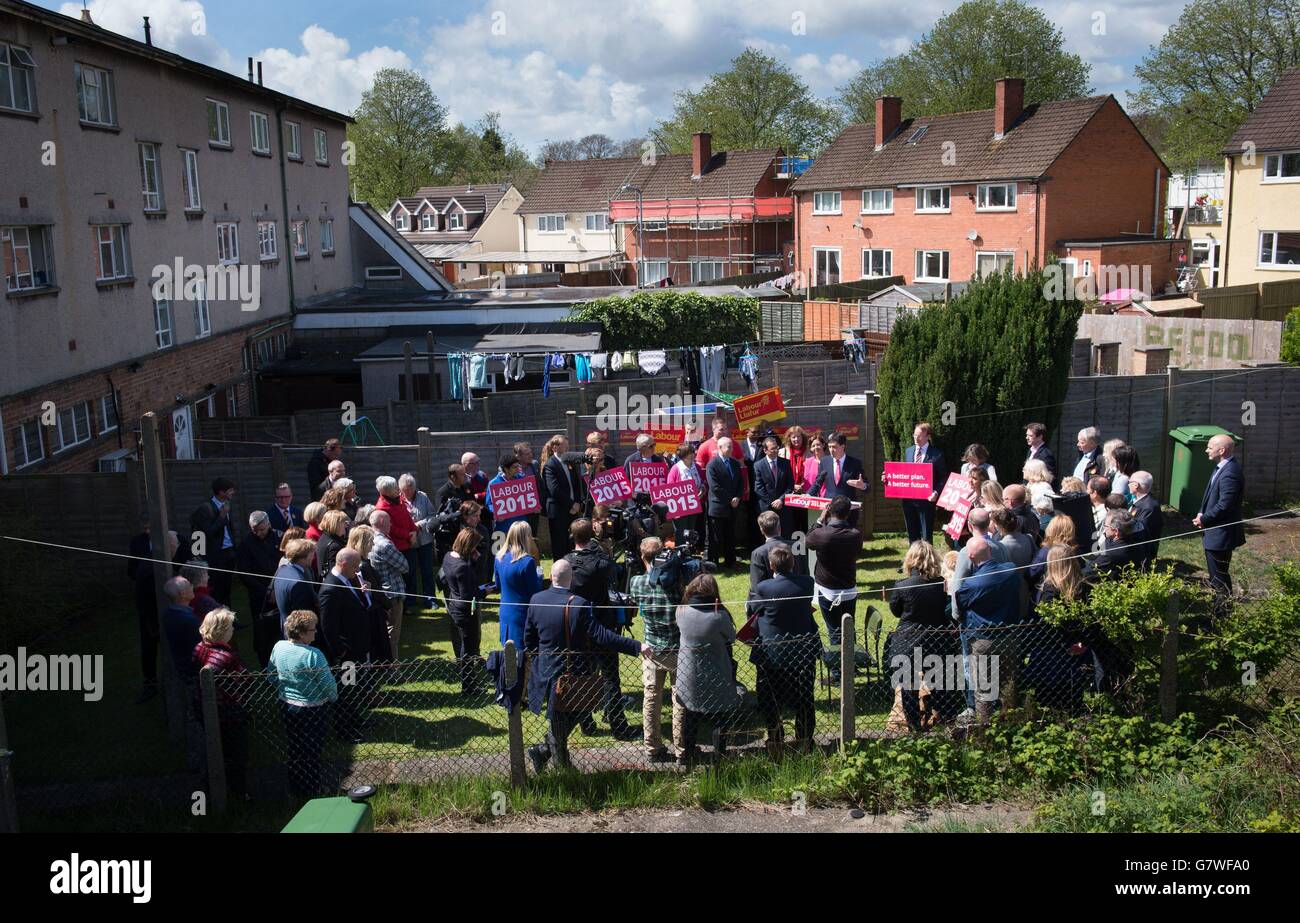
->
xmin=791 ymin=78 xmax=1173 ymax=291
xmin=1167 ymin=163 xmax=1225 ymax=287
xmin=1219 ymin=68 xmax=1300 ymax=286
xmin=386 ymin=183 xmax=523 ymax=284
xmin=0 ymin=0 xmax=354 ymax=472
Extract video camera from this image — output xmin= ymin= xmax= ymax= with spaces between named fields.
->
xmin=648 ymin=529 xmax=715 ymax=600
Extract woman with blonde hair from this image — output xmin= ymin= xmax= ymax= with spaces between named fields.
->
xmin=1029 ymin=514 xmax=1078 ymax=589
xmin=268 ymin=609 xmax=337 ymax=799
xmin=888 ymin=540 xmax=952 ymax=733
xmin=1022 ymin=458 xmax=1053 ymax=505
xmin=1037 ymin=545 xmax=1089 ymax=607
xmin=193 ymin=607 xmax=252 ymax=797
xmin=979 ymin=480 xmax=1004 ymax=511
xmin=496 ymin=520 xmax=542 ymax=648
xmin=315 ymin=509 xmax=350 ymax=575
xmin=303 ymin=502 xmax=326 ymax=542
xmin=442 ymin=528 xmax=490 ymax=693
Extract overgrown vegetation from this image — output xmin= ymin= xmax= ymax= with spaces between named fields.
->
xmin=568 ymin=290 xmax=760 ymax=351
xmin=1283 ymin=305 xmax=1300 ymax=365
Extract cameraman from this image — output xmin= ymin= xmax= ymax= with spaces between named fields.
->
xmin=629 ymin=536 xmax=683 ymax=762
xmin=433 ymin=464 xmax=474 ymax=553
xmin=565 ymin=519 xmax=637 ymax=741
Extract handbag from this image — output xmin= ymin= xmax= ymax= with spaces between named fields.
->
xmin=737 ymin=610 xmax=759 ymax=645
xmin=551 ymin=595 xmax=606 ymax=713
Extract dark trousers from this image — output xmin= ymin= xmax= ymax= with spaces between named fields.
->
xmin=411 ymin=544 xmax=436 ymax=600
xmin=1205 ymin=547 xmax=1233 ymax=597
xmin=680 ymin=706 xmax=739 ymax=756
xmin=707 ymin=513 xmax=737 ymax=567
xmin=209 ymin=549 xmax=235 ymax=605
xmin=673 ymin=513 xmax=701 ymax=548
xmin=817 ymin=591 xmax=856 ymax=651
xmin=137 ymin=602 xmax=159 ymax=685
xmin=334 ymin=668 xmax=371 ymax=738
xmin=448 ymin=603 xmax=482 ymax=689
xmin=548 ymin=515 xmax=574 ymax=561
xmin=902 ymin=499 xmax=935 ymax=544
xmin=280 ymin=701 xmax=331 ymax=800
xmin=756 ymin=661 xmax=815 ymax=742
xmin=539 ymin=709 xmax=579 ymax=768
xmin=597 ymin=650 xmax=631 ymax=733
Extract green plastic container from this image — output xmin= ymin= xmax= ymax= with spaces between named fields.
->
xmin=1167 ymin=425 xmax=1238 ymax=516
xmin=281 ymin=796 xmax=373 ymax=833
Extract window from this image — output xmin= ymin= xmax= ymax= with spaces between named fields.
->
xmin=93 ymin=225 xmax=131 ymax=281
xmin=364 ymin=266 xmax=403 ymax=281
xmin=2 ymin=226 xmax=54 ymax=292
xmin=977 ymin=183 xmax=1017 ymax=210
xmin=13 ymin=420 xmax=43 ymax=468
xmin=1258 ymin=231 xmax=1300 ymax=267
xmin=915 ymin=249 xmax=950 ymax=281
xmin=688 ymin=220 xmax=723 ymax=230
xmin=1082 ymin=259 xmax=1092 ymax=277
xmin=813 ymin=247 xmax=841 ymax=286
xmin=153 ymin=296 xmax=173 ymax=348
xmin=286 ymin=121 xmax=301 ymax=159
xmin=536 ymin=214 xmax=565 ymax=233
xmin=320 ymin=218 xmax=334 ymax=253
xmin=56 ymin=401 xmax=92 ymax=451
xmin=813 ymin=191 xmax=842 ymax=214
xmin=225 ymin=385 xmax=238 ymax=418
xmin=975 ymin=251 xmax=1014 ymax=275
xmin=181 ymin=148 xmax=201 ymax=210
xmin=193 ymin=280 xmax=210 ymax=338
xmin=915 ymin=186 xmax=950 ymax=213
xmin=257 ymin=220 xmax=277 ymax=260
xmin=447 ymin=210 xmax=465 ymax=230
xmin=206 ymin=98 xmax=230 ymax=146
xmin=420 ymin=213 xmax=434 ymax=230
xmin=861 ymin=188 xmax=893 ymax=214
xmin=250 ymin=111 xmax=270 ymax=154
xmin=690 ymin=261 xmax=726 ymax=283
xmin=1263 ymin=153 xmax=1300 ymax=181
xmin=585 ymin=213 xmax=609 ymax=232
xmin=0 ymin=43 xmax=36 ymax=113
xmin=313 ymin=128 xmax=328 ymax=164
xmin=99 ymin=393 xmax=118 ymax=434
xmin=1058 ymin=258 xmax=1078 ymax=278
xmin=74 ymin=63 xmax=115 ymax=126
xmin=862 ymin=248 xmax=892 ymax=278
xmin=138 ymin=142 xmax=164 ymax=211
xmin=905 ymin=124 xmax=929 ymax=144
xmin=639 ymin=220 xmax=667 ymax=232
xmin=640 ymin=260 xmax=669 ymax=284
xmin=395 ymin=213 xmax=408 ymax=230
xmin=216 ymin=222 xmax=239 ymax=265
xmin=291 ymin=220 xmax=309 ymax=257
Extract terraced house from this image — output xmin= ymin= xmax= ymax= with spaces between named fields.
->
xmin=792 ymin=78 xmax=1175 ymax=292
xmin=0 ymin=0 xmax=353 ymax=473
xmin=385 ymin=183 xmax=523 ymax=284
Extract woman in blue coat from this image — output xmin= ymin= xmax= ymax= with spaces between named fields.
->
xmin=496 ymin=520 xmax=542 ymax=647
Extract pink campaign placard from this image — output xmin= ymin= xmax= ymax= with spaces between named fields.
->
xmin=488 ymin=475 xmax=541 ymax=517
xmin=936 ymin=472 xmax=975 ymax=512
xmin=883 ymin=461 xmax=934 ymax=499
xmin=586 ymin=467 xmax=634 ymax=505
xmin=628 ymin=461 xmax=668 ymax=494
xmin=942 ymin=493 xmax=975 ymax=541
xmin=650 ymin=480 xmax=702 ymax=520
xmin=783 ymin=494 xmax=862 ymax=511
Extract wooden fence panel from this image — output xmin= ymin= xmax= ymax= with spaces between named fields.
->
xmin=195 ymin=415 xmax=292 ymax=458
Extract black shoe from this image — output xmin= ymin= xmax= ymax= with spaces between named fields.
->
xmin=527 ymin=744 xmax=550 ymax=774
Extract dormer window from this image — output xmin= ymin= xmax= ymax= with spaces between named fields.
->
xmin=420 ymin=213 xmax=435 ymax=230
xmin=448 ymin=210 xmax=465 ymax=230
xmin=395 ymin=213 xmax=408 ymax=230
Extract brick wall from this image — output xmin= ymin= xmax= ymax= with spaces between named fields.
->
xmin=623 ymin=220 xmax=793 ymax=284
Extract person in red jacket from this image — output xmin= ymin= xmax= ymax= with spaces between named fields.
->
xmin=376 ymin=475 xmax=419 ymax=579
xmin=192 ymin=608 xmax=253 ymax=799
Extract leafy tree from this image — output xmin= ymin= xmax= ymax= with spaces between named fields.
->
xmin=349 ymin=68 xmax=453 ymax=207
xmin=1132 ymin=0 xmax=1300 ymax=171
xmin=876 ymin=267 xmax=1082 ymax=476
xmin=537 ymin=134 xmax=645 ymax=163
xmin=445 ymin=113 xmax=539 ymax=191
xmin=652 ymin=48 xmax=842 ymax=156
xmin=838 ymin=0 xmax=1091 ymax=121
xmin=569 ymin=291 xmax=758 ymax=350
xmin=1282 ymin=306 xmax=1300 ymax=364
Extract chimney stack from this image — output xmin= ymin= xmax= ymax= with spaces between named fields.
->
xmin=691 ymin=132 xmax=712 ymax=178
xmin=994 ymin=77 xmax=1025 ymax=140
xmin=143 ymin=16 xmax=152 ymax=45
xmin=80 ymin=7 xmax=93 ymax=24
xmin=257 ymin=61 xmax=263 ymax=86
xmin=874 ymin=96 xmax=901 ymax=151
xmin=248 ymin=57 xmax=255 ymax=82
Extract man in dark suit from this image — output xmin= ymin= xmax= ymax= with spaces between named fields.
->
xmin=131 ymin=526 xmax=182 ymax=703
xmin=319 ymin=548 xmax=374 ymax=740
xmin=1092 ymin=511 xmax=1145 ymax=578
xmin=274 ymin=538 xmax=319 ymax=641
xmin=264 ymin=482 xmax=305 ymax=533
xmin=308 ymin=438 xmax=343 ymax=501
xmin=543 ymin=436 xmax=582 ymax=561
xmin=1071 ymin=426 xmax=1104 ymax=482
xmin=812 ymin=431 xmax=868 ymax=500
xmin=1129 ymin=471 xmax=1164 ymax=568
xmin=237 ymin=511 xmax=282 ymax=664
xmin=752 ymin=435 xmax=795 ymax=538
xmin=750 ymin=511 xmax=794 ymax=588
xmin=747 ymin=545 xmax=819 ymax=751
xmin=1024 ymin=422 xmax=1057 ymax=483
xmin=1194 ymin=434 xmax=1245 ymax=598
xmin=189 ymin=477 xmax=238 ymax=605
xmin=705 ymin=436 xmax=745 ymax=568
xmin=623 ymin=433 xmax=665 ymax=472
xmin=891 ymin=422 xmax=946 ymax=544
xmin=524 ymin=559 xmax=647 ymax=772
xmin=1002 ymin=484 xmax=1041 ymax=546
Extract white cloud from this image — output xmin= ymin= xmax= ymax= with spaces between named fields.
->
xmin=60 ymin=0 xmax=234 ymax=69
xmin=255 ymin=26 xmax=411 ymax=115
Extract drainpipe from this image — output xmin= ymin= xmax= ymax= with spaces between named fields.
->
xmin=1221 ymin=158 xmax=1234 ymax=285
xmin=274 ymin=104 xmax=297 ymax=312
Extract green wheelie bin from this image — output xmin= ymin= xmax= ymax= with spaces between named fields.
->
xmin=1167 ymin=425 xmax=1238 ymax=516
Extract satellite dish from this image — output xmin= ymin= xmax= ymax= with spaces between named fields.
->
xmin=967 ymin=229 xmax=979 ymax=241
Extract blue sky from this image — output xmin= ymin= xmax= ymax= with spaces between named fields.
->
xmin=45 ymin=0 xmax=1189 ymax=154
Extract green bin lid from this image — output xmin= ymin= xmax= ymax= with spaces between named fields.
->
xmin=281 ymin=796 xmax=371 ymax=833
xmin=1168 ymin=425 xmax=1238 ymax=443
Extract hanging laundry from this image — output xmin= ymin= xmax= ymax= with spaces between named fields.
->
xmin=699 ymin=345 xmax=726 ymax=392
xmin=739 ymin=349 xmax=759 ymax=392
xmin=575 ymin=354 xmax=593 ymax=382
xmin=447 ymin=354 xmax=464 ymax=399
xmin=844 ymin=338 xmax=867 ymax=373
xmin=461 ymin=354 xmax=473 ymax=410
xmin=590 ymin=352 xmax=608 ymax=369
xmin=611 ymin=351 xmax=624 ymax=372
xmin=469 ymin=353 xmax=490 ymax=388
xmin=622 ymin=350 xmax=636 ymax=369
xmin=638 ymin=349 xmax=667 ymax=376
xmin=679 ymin=347 xmax=700 ymax=394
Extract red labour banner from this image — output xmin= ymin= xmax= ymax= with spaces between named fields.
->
xmin=782 ymin=494 xmax=862 ymax=511
xmin=586 ymin=467 xmax=634 ymax=505
xmin=489 ymin=475 xmax=541 ymax=518
xmin=936 ymin=472 xmax=975 ymax=512
xmin=884 ymin=462 xmax=934 ymax=499
xmin=628 ymin=461 xmax=668 ymax=494
xmin=650 ymin=480 xmax=703 ymax=520
xmin=733 ymin=387 xmax=787 ymax=429
xmin=942 ymin=494 xmax=975 ymax=541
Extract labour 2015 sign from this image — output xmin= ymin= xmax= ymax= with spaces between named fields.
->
xmin=628 ymin=461 xmax=668 ymax=494
xmin=489 ymin=475 xmax=541 ymax=518
xmin=650 ymin=481 xmax=702 ymax=520
xmin=586 ymin=467 xmax=634 ymax=505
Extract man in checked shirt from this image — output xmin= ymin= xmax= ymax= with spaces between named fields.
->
xmin=629 ymin=537 xmax=685 ymax=763
xmin=368 ymin=509 xmax=410 ymax=659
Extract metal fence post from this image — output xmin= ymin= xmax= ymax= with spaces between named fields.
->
xmin=1160 ymin=593 xmax=1180 ymax=722
xmin=0 ymin=691 xmax=17 ymax=832
xmin=198 ymin=667 xmax=228 ymax=815
xmin=141 ymin=412 xmax=183 ymax=741
xmin=504 ymin=642 xmax=526 ymax=788
xmin=840 ymin=613 xmax=855 ymax=750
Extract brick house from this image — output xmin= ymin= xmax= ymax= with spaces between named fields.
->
xmin=791 ymin=78 xmax=1171 ymax=292
xmin=385 ymin=183 xmax=523 ymax=284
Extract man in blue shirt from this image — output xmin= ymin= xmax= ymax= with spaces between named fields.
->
xmin=955 ymin=538 xmax=1022 ymax=723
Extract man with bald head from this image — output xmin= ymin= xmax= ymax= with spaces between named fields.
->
xmin=1193 ymin=433 xmax=1245 ymax=598
xmin=955 ymin=535 xmax=1022 ymax=723
xmin=319 ymin=546 xmax=374 ymax=739
xmin=1002 ymin=483 xmax=1041 ymax=545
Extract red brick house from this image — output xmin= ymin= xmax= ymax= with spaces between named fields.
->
xmin=791 ymin=78 xmax=1172 ymax=291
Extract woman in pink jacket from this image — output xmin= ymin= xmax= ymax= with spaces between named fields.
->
xmin=666 ymin=443 xmax=707 ymax=549
xmin=804 ymin=434 xmax=830 ymax=497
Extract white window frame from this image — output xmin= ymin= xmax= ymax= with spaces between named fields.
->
xmin=225 ymin=385 xmax=238 ymax=418
xmin=14 ymin=420 xmax=44 ymax=468
xmin=1258 ymin=231 xmax=1300 ymax=269
xmin=93 ymin=224 xmax=131 ymax=281
xmin=182 ymin=148 xmax=202 ymax=211
xmin=154 ymin=296 xmax=173 ymax=349
xmin=861 ymin=188 xmax=893 ymax=214
xmin=193 ymin=279 xmax=211 ymax=339
xmin=138 ymin=142 xmax=164 ymax=212
xmin=250 ymin=110 xmax=271 ymax=154
xmin=56 ymin=401 xmax=92 ymax=451
xmin=639 ymin=220 xmax=667 ymax=232
xmin=536 ymin=214 xmax=565 ymax=233
xmin=976 ymin=183 xmax=1017 ymax=211
xmin=291 ymin=220 xmax=309 ymax=257
xmin=914 ymin=249 xmax=950 ymax=282
xmin=975 ymin=250 xmax=1014 ymax=276
xmin=447 ymin=210 xmax=465 ymax=230
xmin=2 ymin=225 xmax=55 ymax=292
xmin=286 ymin=121 xmax=302 ymax=160
xmin=0 ymin=43 xmax=36 ymax=113
xmin=396 ymin=213 xmax=409 ymax=230
xmin=862 ymin=248 xmax=892 ymax=278
xmin=812 ymin=246 xmax=841 ymax=286
xmin=640 ymin=260 xmax=669 ymax=285
xmin=1262 ymin=152 xmax=1300 ymax=183
xmin=585 ymin=213 xmax=609 ymax=232
xmin=74 ymin=62 xmax=115 ymax=126
xmin=813 ymin=191 xmax=842 ymax=215
xmin=98 ymin=393 xmax=118 ymax=434
xmin=320 ymin=218 xmax=335 ymax=254
xmin=915 ymin=186 xmax=951 ymax=214
xmin=420 ymin=213 xmax=434 ymax=230
xmin=257 ymin=220 xmax=277 ymax=261
xmin=313 ymin=128 xmax=328 ymax=164
xmin=1058 ymin=258 xmax=1078 ymax=278
xmin=690 ymin=260 xmax=727 ymax=283
xmin=206 ymin=98 xmax=231 ymax=146
xmin=1082 ymin=259 xmax=1093 ymax=278
xmin=216 ymin=222 xmax=239 ymax=266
